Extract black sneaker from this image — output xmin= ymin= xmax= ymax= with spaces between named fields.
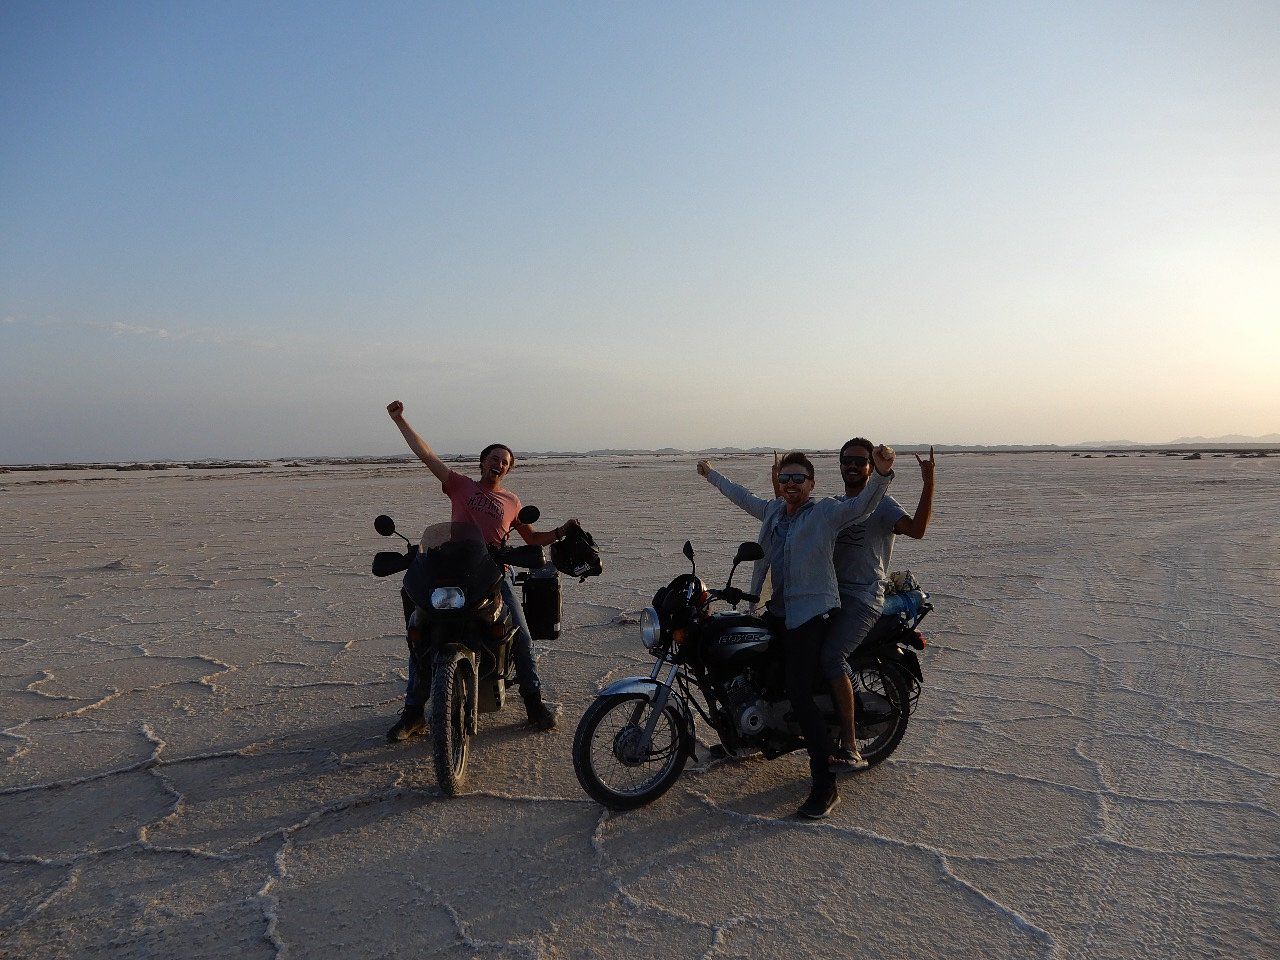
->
xmin=796 ymin=780 xmax=840 ymax=819
xmin=523 ymin=694 xmax=558 ymax=731
xmin=385 ymin=706 xmax=427 ymax=743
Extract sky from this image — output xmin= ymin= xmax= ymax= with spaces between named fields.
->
xmin=2 ymin=1 xmax=1277 ymax=462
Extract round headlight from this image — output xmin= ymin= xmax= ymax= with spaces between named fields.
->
xmin=430 ymin=587 xmax=466 ymax=610
xmin=640 ymin=606 xmax=662 ymax=649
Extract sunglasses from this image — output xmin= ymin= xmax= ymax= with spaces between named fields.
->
xmin=777 ymin=472 xmax=812 ymax=484
xmin=840 ymin=455 xmax=870 ymax=467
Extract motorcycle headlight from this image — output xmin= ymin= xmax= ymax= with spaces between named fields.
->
xmin=640 ymin=606 xmax=662 ymax=649
xmin=430 ymin=587 xmax=466 ymax=610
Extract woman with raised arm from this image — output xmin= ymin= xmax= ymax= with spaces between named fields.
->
xmin=384 ymin=400 xmax=578 ymax=737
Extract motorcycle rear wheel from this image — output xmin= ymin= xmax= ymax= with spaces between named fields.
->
xmin=431 ymin=648 xmax=475 ymax=795
xmin=572 ymin=692 xmax=690 ymax=810
xmin=851 ymin=664 xmax=910 ymax=767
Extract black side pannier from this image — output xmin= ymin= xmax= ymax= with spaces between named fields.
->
xmin=522 ymin=566 xmax=562 ymax=641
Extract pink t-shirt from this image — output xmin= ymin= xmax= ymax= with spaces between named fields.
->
xmin=442 ymin=470 xmax=522 ymax=547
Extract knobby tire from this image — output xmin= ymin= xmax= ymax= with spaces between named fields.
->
xmin=431 ymin=647 xmax=474 ymax=796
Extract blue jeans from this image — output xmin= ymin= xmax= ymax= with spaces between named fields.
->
xmin=403 ymin=575 xmax=541 ymax=710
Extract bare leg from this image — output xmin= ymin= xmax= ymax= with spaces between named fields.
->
xmin=831 ymin=672 xmax=857 ymax=751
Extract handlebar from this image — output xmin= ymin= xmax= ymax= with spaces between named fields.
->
xmin=709 ymin=587 xmax=758 ymax=606
xmin=372 ymin=544 xmax=418 ymax=578
xmin=493 ymin=543 xmax=547 ymax=570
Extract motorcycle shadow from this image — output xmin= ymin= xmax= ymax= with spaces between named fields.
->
xmin=681 ymin=742 xmax=894 ymax=819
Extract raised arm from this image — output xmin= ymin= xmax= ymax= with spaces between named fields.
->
xmin=386 ymin=400 xmax=451 ymax=485
xmin=698 ymin=459 xmax=770 ymax=522
xmin=894 ymin=446 xmax=935 ymax=539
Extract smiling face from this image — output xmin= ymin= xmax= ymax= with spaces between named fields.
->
xmin=777 ymin=464 xmax=815 ymax=508
xmin=479 ymin=445 xmax=514 ymax=485
xmin=840 ymin=441 xmax=874 ymax=492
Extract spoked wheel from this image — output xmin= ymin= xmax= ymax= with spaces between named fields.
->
xmin=430 ymin=647 xmax=476 ymax=795
xmin=851 ymin=663 xmax=910 ymax=766
xmin=572 ymin=692 xmax=691 ymax=810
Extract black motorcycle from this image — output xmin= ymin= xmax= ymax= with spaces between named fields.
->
xmin=372 ymin=507 xmax=561 ymax=794
xmin=572 ymin=540 xmax=930 ymax=810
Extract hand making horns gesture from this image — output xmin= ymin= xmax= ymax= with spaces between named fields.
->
xmin=915 ymin=445 xmax=936 ymax=483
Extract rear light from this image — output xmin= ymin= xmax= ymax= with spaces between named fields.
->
xmin=900 ymin=630 xmax=926 ymax=650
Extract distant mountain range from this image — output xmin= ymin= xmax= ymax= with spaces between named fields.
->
xmin=1167 ymin=433 xmax=1280 ymax=445
xmin=1077 ymin=434 xmax=1280 ymax=447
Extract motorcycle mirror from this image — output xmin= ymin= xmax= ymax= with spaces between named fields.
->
xmin=733 ymin=541 xmax=764 ymax=565
xmin=374 ymin=515 xmax=396 ymax=537
xmin=517 ymin=505 xmax=540 ymax=526
xmin=682 ymin=540 xmax=695 ymax=576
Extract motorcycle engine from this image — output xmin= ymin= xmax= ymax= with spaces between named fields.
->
xmin=722 ymin=674 xmax=769 ymax=739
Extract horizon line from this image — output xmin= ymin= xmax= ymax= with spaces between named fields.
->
xmin=4 ymin=439 xmax=1279 ymax=470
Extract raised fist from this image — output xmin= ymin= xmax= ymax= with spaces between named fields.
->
xmin=386 ymin=400 xmax=404 ymax=420
xmin=873 ymin=444 xmax=896 ymax=475
xmin=697 ymin=459 xmax=712 ymax=478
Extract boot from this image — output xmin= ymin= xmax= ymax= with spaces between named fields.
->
xmin=386 ymin=705 xmax=427 ymax=743
xmin=523 ymin=691 xmax=558 ymax=731
xmin=796 ymin=780 xmax=840 ymax=819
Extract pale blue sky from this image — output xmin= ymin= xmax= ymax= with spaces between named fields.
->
xmin=3 ymin=1 xmax=1277 ymax=462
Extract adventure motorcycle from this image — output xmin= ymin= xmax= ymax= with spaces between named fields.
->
xmin=372 ymin=507 xmax=562 ymax=794
xmin=572 ymin=539 xmax=930 ymax=810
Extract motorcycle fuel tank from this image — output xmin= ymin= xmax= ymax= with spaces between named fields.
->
xmin=701 ymin=612 xmax=773 ymax=668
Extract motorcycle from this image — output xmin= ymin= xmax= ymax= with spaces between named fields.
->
xmin=371 ymin=506 xmax=562 ymax=794
xmin=572 ymin=539 xmax=930 ymax=810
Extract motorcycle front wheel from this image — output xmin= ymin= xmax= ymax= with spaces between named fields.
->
xmin=430 ymin=647 xmax=476 ymax=795
xmin=852 ymin=663 xmax=910 ymax=766
xmin=572 ymin=692 xmax=691 ymax=811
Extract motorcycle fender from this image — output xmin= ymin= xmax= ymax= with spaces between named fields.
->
xmin=853 ymin=645 xmax=923 ymax=685
xmin=898 ymin=648 xmax=923 ymax=683
xmin=596 ymin=676 xmax=668 ymax=699
xmin=432 ymin=643 xmax=476 ymax=666
xmin=595 ymin=676 xmax=695 ymax=746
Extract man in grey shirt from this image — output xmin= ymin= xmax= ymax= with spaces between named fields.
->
xmin=822 ymin=438 xmax=935 ymax=768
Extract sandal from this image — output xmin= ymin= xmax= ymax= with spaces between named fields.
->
xmin=830 ymin=746 xmax=869 ymax=772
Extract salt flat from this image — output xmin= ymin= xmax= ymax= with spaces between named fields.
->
xmin=2 ymin=452 xmax=1277 ymax=959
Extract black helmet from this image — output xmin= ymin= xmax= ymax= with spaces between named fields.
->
xmin=550 ymin=526 xmax=602 ymax=582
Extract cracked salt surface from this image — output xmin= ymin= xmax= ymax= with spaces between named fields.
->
xmin=2 ymin=454 xmax=1277 ymax=958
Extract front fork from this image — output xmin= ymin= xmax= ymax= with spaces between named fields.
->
xmin=623 ymin=658 xmax=684 ymax=762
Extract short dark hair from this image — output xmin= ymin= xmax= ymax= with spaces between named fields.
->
xmin=840 ymin=437 xmax=874 ymax=460
xmin=778 ymin=451 xmax=814 ymax=479
xmin=479 ymin=443 xmax=516 ymax=468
